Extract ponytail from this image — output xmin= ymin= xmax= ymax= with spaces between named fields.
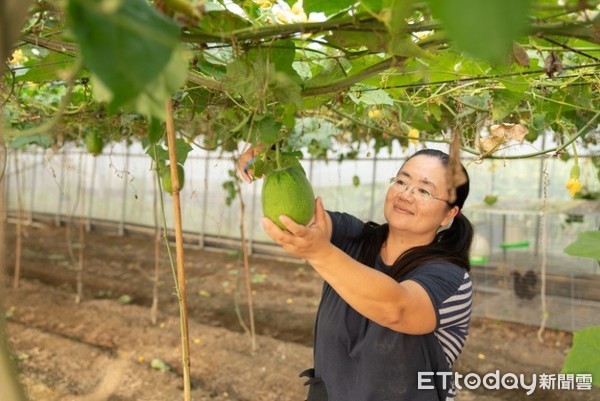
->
xmin=354 ymin=212 xmax=473 ymax=280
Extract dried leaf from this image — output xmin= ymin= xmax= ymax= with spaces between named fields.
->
xmin=543 ymin=51 xmax=563 ymax=79
xmin=512 ymin=42 xmax=530 ymax=67
xmin=447 ymin=129 xmax=467 ymax=203
xmin=490 ymin=123 xmax=528 ymax=142
xmin=478 ymin=123 xmax=529 ymax=155
xmin=479 ymin=137 xmax=503 ymax=154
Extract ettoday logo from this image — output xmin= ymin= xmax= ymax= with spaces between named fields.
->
xmin=418 ymin=371 xmax=593 ymax=395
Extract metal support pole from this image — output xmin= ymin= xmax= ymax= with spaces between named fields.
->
xmin=119 ymin=147 xmax=129 ymax=236
xmin=27 ymin=150 xmax=37 ymax=224
xmin=56 ymin=150 xmax=66 ymax=227
xmin=248 ymin=176 xmax=257 ymax=255
xmin=3 ymin=151 xmax=9 ymax=223
xmin=534 ymin=134 xmax=547 ymax=257
xmin=199 ymin=152 xmax=210 ymax=248
xmin=86 ymin=155 xmax=96 ymax=232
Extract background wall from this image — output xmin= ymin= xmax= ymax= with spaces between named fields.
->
xmin=4 ymin=142 xmax=600 ymax=331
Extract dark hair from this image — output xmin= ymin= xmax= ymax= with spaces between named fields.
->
xmin=354 ymin=149 xmax=474 ymax=280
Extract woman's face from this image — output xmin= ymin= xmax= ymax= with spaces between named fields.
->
xmin=384 ymin=155 xmax=458 ymax=239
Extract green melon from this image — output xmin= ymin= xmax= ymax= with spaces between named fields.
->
xmin=262 ymin=166 xmax=315 ymax=230
xmin=85 ymin=131 xmax=104 ymax=156
xmin=161 ymin=164 xmax=185 ymax=194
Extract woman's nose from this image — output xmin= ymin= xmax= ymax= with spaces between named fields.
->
xmin=396 ymin=186 xmax=415 ymax=203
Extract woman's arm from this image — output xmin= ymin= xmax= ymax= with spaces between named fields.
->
xmin=263 ymin=197 xmax=436 ymax=335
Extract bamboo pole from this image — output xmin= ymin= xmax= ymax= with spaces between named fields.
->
xmin=234 ymin=168 xmax=257 ymax=352
xmin=75 ymin=152 xmax=85 ymax=304
xmin=164 ymin=99 xmax=191 ymax=401
xmin=0 ymin=129 xmax=6 ymax=292
xmin=151 ymin=168 xmax=160 ymax=325
xmin=12 ymin=152 xmax=23 ymax=289
xmin=0 ymin=2 xmax=40 ymax=398
xmin=0 ymin=95 xmax=28 ymax=401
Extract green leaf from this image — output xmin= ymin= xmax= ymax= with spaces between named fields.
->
xmin=9 ymin=134 xmax=53 ymax=149
xmin=125 ymin=45 xmax=187 ymax=119
xmin=251 ymin=150 xmax=303 ymax=178
xmin=303 ymin=59 xmax=348 ymax=90
xmin=173 ymin=138 xmax=193 ymax=165
xmin=428 ymin=102 xmax=442 ymax=121
xmin=147 ymin=117 xmax=164 ymax=145
xmin=349 ymin=87 xmax=394 ymax=105
xmin=289 ymin=117 xmax=338 ymax=156
xmin=380 ymin=0 xmax=425 ymax=58
xmin=421 ymin=50 xmax=488 ymax=83
xmin=272 ymin=72 xmax=303 ymax=109
xmin=491 ymin=89 xmax=523 ymax=121
xmin=388 ymin=37 xmax=432 ymax=59
xmin=428 ymin=0 xmax=531 ymax=64
xmin=380 ymin=0 xmax=413 ymax=30
xmin=562 ymin=325 xmax=600 ymax=387
xmin=197 ymin=10 xmax=252 ymax=34
xmin=146 ymin=144 xmax=169 ymax=164
xmin=226 ymin=43 xmax=303 ymax=110
xmin=457 ymin=93 xmax=491 ymax=117
xmin=360 ymin=0 xmax=382 ymax=11
xmin=278 ymin=103 xmax=297 ymax=130
xmin=499 ymin=74 xmax=530 ymax=94
xmin=525 ymin=113 xmax=547 ymax=142
xmin=68 ymin=0 xmax=185 ymax=115
xmin=564 ymin=231 xmax=600 ymax=260
xmin=269 ymin=40 xmax=297 ymax=74
xmin=145 ymin=138 xmax=191 ymax=166
xmin=254 ymin=117 xmax=283 ymax=146
xmin=224 ymin=58 xmax=257 ymax=106
xmin=328 ymin=30 xmax=387 ymax=52
xmin=303 ymin=0 xmax=355 ymax=15
xmin=16 ymin=53 xmax=78 ymax=82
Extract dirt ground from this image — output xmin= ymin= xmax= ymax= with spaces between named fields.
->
xmin=1 ymin=221 xmax=599 ymax=401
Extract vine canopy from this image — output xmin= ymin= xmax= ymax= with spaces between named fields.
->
xmin=2 ymin=0 xmax=600 ymax=166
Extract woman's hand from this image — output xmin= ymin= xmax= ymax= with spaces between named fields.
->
xmin=236 ymin=147 xmax=257 ymax=183
xmin=261 ymin=197 xmax=332 ymax=262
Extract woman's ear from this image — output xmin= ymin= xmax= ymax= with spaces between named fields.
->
xmin=440 ymin=206 xmax=459 ymax=228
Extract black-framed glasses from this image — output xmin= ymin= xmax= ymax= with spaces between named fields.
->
xmin=388 ymin=177 xmax=452 ymax=205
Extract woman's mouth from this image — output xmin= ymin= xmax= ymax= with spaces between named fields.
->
xmin=393 ymin=204 xmax=413 ymax=214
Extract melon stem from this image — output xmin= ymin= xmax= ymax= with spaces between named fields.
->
xmin=275 ymin=142 xmax=282 ymax=169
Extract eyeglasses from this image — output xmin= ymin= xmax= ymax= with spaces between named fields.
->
xmin=388 ymin=177 xmax=452 ymax=205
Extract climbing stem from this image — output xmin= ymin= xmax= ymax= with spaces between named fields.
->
xmin=275 ymin=142 xmax=282 ymax=170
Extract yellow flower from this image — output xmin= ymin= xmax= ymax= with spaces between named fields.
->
xmin=9 ymin=49 xmax=27 ymax=66
xmin=408 ymin=128 xmax=419 ymax=145
xmin=254 ymin=0 xmax=273 ymax=9
xmin=367 ymin=108 xmax=382 ymax=121
xmin=565 ymin=177 xmax=583 ymax=197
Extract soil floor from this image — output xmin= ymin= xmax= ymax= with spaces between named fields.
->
xmin=1 ymin=221 xmax=599 ymax=401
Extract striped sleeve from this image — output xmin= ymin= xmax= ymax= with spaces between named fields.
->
xmin=408 ymin=263 xmax=473 ymax=367
xmin=434 ymin=272 xmax=472 ymax=366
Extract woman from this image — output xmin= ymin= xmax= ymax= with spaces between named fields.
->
xmin=238 ymin=148 xmax=474 ymax=401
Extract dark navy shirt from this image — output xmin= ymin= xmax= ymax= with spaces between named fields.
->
xmin=312 ymin=212 xmax=472 ymax=401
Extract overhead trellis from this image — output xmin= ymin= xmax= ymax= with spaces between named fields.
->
xmin=2 ymin=0 xmax=600 ymax=161
xmin=2 ymin=3 xmax=600 ymax=397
